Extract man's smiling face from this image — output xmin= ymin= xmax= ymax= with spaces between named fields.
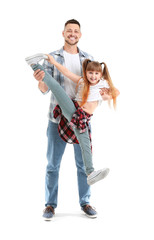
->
xmin=63 ymin=23 xmax=82 ymax=46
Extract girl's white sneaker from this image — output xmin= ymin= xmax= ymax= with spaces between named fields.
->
xmin=25 ymin=53 xmax=48 ymax=65
xmin=87 ymin=168 xmax=110 ymax=185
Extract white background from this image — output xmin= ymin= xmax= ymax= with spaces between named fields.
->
xmin=0 ymin=0 xmax=154 ymax=239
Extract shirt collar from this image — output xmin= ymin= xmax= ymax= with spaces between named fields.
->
xmin=54 ymin=47 xmax=86 ymax=58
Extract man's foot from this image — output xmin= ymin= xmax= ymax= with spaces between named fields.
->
xmin=25 ymin=53 xmax=48 ymax=65
xmin=81 ymin=205 xmax=97 ymax=218
xmin=87 ymin=168 xmax=110 ymax=185
xmin=42 ymin=206 xmax=55 ymax=221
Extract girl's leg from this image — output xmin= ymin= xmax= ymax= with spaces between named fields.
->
xmin=73 ymin=127 xmax=94 ymax=175
xmin=31 ymin=64 xmax=94 ymax=175
xmin=32 ymin=64 xmax=76 ymax=121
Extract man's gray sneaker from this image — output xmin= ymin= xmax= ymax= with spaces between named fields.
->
xmin=81 ymin=205 xmax=97 ymax=218
xmin=25 ymin=53 xmax=48 ymax=65
xmin=42 ymin=206 xmax=55 ymax=221
xmin=87 ymin=168 xmax=110 ymax=185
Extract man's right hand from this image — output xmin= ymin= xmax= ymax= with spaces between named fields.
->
xmin=33 ymin=69 xmax=45 ymax=81
xmin=33 ymin=69 xmax=48 ymax=92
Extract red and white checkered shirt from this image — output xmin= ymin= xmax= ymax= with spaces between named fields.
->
xmin=53 ymin=101 xmax=93 ymax=151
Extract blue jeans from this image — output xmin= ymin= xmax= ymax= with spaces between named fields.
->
xmin=32 ymin=64 xmax=94 ymax=175
xmin=45 ymin=120 xmax=91 ymax=208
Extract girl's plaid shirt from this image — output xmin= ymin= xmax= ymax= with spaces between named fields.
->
xmin=53 ymin=100 xmax=92 ymax=151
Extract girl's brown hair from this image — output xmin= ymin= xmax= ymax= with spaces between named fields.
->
xmin=79 ymin=59 xmax=117 ymax=108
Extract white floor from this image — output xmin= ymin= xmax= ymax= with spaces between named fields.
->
xmin=1 ymin=143 xmax=153 ymax=240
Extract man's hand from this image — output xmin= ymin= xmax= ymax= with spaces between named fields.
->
xmin=99 ymin=88 xmax=112 ymax=101
xmin=99 ymin=88 xmax=110 ymax=95
xmin=33 ymin=69 xmax=48 ymax=92
xmin=33 ymin=69 xmax=45 ymax=81
xmin=99 ymin=87 xmax=120 ymax=101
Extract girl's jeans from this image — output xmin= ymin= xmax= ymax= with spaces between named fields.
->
xmin=32 ymin=64 xmax=94 ymax=175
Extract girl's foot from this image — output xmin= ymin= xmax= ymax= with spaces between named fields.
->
xmin=87 ymin=168 xmax=110 ymax=185
xmin=25 ymin=53 xmax=48 ymax=65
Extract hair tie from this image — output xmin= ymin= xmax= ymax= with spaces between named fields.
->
xmin=86 ymin=60 xmax=91 ymax=69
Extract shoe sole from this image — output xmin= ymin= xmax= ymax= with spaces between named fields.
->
xmin=25 ymin=53 xmax=48 ymax=61
xmin=25 ymin=53 xmax=48 ymax=65
xmin=43 ymin=217 xmax=53 ymax=221
xmin=87 ymin=168 xmax=110 ymax=185
xmin=84 ymin=212 xmax=97 ymax=218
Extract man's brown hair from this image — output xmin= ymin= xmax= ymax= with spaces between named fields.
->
xmin=64 ymin=19 xmax=80 ymax=28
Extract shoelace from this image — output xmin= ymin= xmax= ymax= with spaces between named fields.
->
xmin=44 ymin=206 xmax=55 ymax=214
xmin=83 ymin=205 xmax=96 ymax=211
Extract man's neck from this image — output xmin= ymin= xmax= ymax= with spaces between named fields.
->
xmin=63 ymin=43 xmax=79 ymax=54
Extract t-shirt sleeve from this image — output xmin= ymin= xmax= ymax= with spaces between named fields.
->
xmin=103 ymin=80 xmax=110 ymax=88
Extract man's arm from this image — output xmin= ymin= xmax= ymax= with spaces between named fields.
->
xmin=38 ymin=81 xmax=49 ymax=93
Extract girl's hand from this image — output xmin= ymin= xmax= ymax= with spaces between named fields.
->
xmin=46 ymin=54 xmax=56 ymax=65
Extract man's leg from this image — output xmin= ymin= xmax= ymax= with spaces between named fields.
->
xmin=45 ymin=120 xmax=67 ymax=208
xmin=74 ymin=143 xmax=98 ymax=218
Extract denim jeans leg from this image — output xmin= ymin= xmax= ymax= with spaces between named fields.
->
xmin=45 ymin=120 xmax=67 ymax=208
xmin=73 ymin=144 xmax=91 ymax=207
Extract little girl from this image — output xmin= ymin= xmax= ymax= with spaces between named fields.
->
xmin=25 ymin=53 xmax=119 ymax=185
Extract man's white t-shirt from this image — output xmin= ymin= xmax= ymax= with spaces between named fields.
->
xmin=63 ymin=50 xmax=81 ymax=99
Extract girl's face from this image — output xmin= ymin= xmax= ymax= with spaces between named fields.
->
xmin=86 ymin=71 xmax=102 ymax=85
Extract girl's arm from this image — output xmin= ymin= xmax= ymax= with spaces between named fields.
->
xmin=47 ymin=54 xmax=81 ymax=83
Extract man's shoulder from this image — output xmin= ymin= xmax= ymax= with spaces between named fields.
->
xmin=48 ymin=50 xmax=59 ymax=55
xmin=48 ymin=48 xmax=63 ymax=56
xmin=79 ymin=49 xmax=94 ymax=60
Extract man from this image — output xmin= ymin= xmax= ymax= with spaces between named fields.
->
xmin=33 ymin=19 xmax=97 ymax=220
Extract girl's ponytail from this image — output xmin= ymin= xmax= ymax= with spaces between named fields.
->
xmin=101 ymin=62 xmax=117 ymax=109
xmin=82 ymin=59 xmax=91 ymax=79
xmin=80 ymin=59 xmax=91 ymax=106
